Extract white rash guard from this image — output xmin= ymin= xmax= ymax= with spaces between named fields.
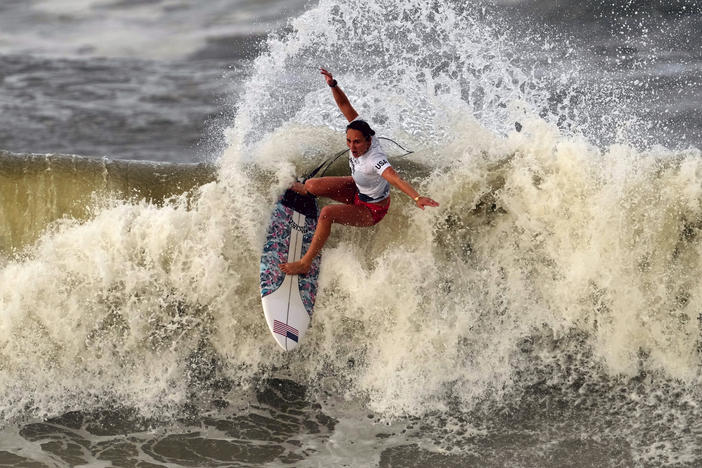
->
xmin=348 ymin=118 xmax=391 ymax=202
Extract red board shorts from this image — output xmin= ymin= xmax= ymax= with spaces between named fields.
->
xmin=353 ymin=193 xmax=390 ymax=225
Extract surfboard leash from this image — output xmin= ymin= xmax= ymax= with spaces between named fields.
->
xmin=300 ymin=147 xmax=349 ymax=182
xmin=378 ymin=136 xmax=414 ymax=157
xmin=301 ymin=137 xmax=415 ymax=182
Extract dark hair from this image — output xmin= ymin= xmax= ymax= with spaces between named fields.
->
xmin=346 ymin=120 xmax=375 ymax=141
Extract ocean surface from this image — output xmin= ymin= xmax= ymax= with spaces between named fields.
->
xmin=1 ymin=0 xmax=702 ymax=466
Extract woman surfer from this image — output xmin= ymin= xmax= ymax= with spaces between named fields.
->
xmin=280 ymin=68 xmax=440 ymax=275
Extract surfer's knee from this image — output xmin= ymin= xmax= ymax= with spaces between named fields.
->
xmin=303 ymin=179 xmax=317 ymax=197
xmin=319 ymin=205 xmax=335 ymax=222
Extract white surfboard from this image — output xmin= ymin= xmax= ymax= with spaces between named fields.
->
xmin=260 ymin=189 xmax=321 ymax=350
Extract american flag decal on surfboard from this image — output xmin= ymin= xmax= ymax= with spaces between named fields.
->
xmin=273 ymin=320 xmax=299 ymax=342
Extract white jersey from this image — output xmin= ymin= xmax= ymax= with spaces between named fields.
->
xmin=348 ymin=118 xmax=391 ymax=202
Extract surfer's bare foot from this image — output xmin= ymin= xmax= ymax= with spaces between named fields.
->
xmin=281 ymin=260 xmax=312 ymax=275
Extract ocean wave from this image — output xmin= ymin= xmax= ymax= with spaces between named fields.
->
xmin=491 ymin=0 xmax=702 ymax=21
xmin=1 ymin=0 xmax=702 ymax=428
xmin=0 ymin=150 xmax=214 ymax=254
xmin=2 ymin=118 xmax=702 ymax=424
xmin=0 ymin=0 xmax=309 ymax=60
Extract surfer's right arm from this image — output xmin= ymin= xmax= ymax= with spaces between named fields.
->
xmin=320 ymin=68 xmax=358 ymax=122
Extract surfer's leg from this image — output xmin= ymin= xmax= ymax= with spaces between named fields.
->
xmin=280 ymin=204 xmax=374 ymax=275
xmin=302 ymin=176 xmax=357 ymax=204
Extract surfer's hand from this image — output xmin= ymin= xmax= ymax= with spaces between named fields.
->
xmin=415 ymin=197 xmax=439 ymax=210
xmin=320 ymin=68 xmax=334 ymax=85
xmin=290 ymin=181 xmax=308 ymax=196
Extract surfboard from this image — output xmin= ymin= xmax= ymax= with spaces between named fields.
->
xmin=260 ymin=189 xmax=321 ymax=350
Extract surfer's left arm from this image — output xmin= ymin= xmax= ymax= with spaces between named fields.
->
xmin=382 ymin=167 xmax=439 ymax=210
